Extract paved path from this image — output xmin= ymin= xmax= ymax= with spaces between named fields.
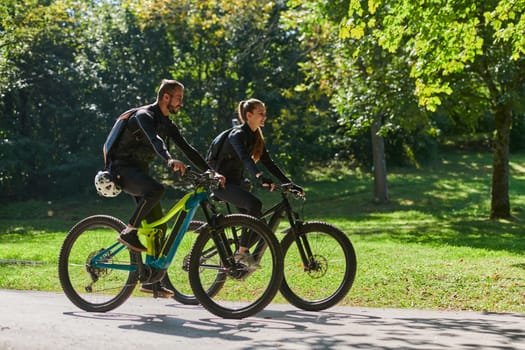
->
xmin=0 ymin=289 xmax=524 ymax=349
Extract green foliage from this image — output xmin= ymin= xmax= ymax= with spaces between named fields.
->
xmin=343 ymin=0 xmax=525 ymax=115
xmin=341 ymin=0 xmax=525 ymax=217
xmin=123 ymin=0 xmax=336 ymax=175
xmin=0 ymin=0 xmax=174 ymax=199
xmin=0 ymin=0 xmax=88 ymax=198
xmin=283 ymin=0 xmax=437 ymax=175
xmin=485 ymin=0 xmax=525 ymax=60
xmin=1 ymin=0 xmax=524 ymax=207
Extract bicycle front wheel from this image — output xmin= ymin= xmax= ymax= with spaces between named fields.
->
xmin=58 ymin=215 xmax=138 ymax=312
xmin=188 ymin=214 xmax=283 ymax=319
xmin=163 ymin=221 xmax=226 ymax=305
xmin=279 ymin=222 xmax=356 ymax=311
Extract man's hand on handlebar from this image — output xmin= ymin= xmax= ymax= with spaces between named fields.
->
xmin=202 ymin=169 xmax=226 ymax=188
xmin=168 ymin=159 xmax=186 ymax=176
xmin=214 ymin=172 xmax=226 ymax=187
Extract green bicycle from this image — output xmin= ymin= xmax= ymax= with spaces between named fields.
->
xmin=58 ymin=169 xmax=283 ymax=319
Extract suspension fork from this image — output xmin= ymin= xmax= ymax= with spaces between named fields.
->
xmin=210 ymin=226 xmax=237 ymax=268
xmin=285 ymin=204 xmax=315 ymax=269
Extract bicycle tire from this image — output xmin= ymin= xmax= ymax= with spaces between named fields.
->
xmin=279 ymin=221 xmax=356 ymax=311
xmin=188 ymin=214 xmax=283 ymax=319
xmin=163 ymin=220 xmax=226 ymax=305
xmin=58 ymin=215 xmax=139 ymax=312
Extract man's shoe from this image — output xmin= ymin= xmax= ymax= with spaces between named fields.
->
xmin=234 ymin=251 xmax=261 ymax=271
xmin=117 ymin=228 xmax=147 ymax=252
xmin=140 ymin=282 xmax=174 ymax=298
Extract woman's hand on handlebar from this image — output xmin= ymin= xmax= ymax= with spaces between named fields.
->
xmin=281 ymin=183 xmax=305 ymax=197
xmin=289 ymin=183 xmax=305 ymax=196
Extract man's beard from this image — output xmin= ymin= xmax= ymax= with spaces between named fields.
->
xmin=168 ymin=105 xmax=178 ymax=114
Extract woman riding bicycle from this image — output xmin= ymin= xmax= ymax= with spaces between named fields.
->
xmin=211 ymin=98 xmax=303 ymax=268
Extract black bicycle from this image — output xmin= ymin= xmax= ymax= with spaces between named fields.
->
xmin=165 ymin=183 xmax=357 ymax=311
xmin=58 ymin=169 xmax=283 ymax=319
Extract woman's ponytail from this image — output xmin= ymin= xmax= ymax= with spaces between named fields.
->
xmin=238 ymin=99 xmax=265 ymax=162
xmin=252 ymin=128 xmax=264 ymax=162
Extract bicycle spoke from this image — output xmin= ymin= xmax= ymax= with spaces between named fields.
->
xmin=58 ymin=215 xmax=138 ymax=312
xmin=164 ymin=221 xmax=227 ymax=305
xmin=280 ymin=222 xmax=356 ymax=311
xmin=189 ymin=214 xmax=283 ymax=319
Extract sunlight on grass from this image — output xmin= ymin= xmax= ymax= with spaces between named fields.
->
xmin=1 ymin=151 xmax=525 ymax=313
xmin=509 ymin=159 xmax=525 ymax=174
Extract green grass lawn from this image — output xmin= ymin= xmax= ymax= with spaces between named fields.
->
xmin=1 ymin=150 xmax=524 ymax=313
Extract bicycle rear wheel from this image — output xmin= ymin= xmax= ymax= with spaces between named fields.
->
xmin=58 ymin=215 xmax=138 ymax=312
xmin=188 ymin=214 xmax=283 ymax=319
xmin=163 ymin=221 xmax=226 ymax=305
xmin=279 ymin=222 xmax=356 ymax=311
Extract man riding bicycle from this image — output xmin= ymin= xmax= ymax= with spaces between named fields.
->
xmin=107 ymin=79 xmax=224 ymax=297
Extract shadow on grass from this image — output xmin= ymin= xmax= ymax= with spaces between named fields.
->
xmin=381 ymin=218 xmax=525 ymax=254
xmin=2 ymin=152 xmax=524 ymax=256
xmin=511 ymin=263 xmax=525 ymax=270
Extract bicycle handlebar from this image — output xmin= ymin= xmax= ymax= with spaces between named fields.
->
xmin=277 ymin=183 xmax=306 ymax=200
xmin=175 ymin=167 xmax=222 ymax=191
xmin=176 ymin=168 xmax=304 ymax=200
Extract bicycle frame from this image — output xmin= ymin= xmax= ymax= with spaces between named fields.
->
xmin=262 ymin=193 xmax=300 ymax=234
xmin=90 ymin=187 xmax=209 ymax=273
xmin=248 ymin=190 xmax=313 ymax=266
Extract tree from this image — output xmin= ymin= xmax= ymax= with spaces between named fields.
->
xmin=123 ymin=0 xmax=333 ymax=175
xmin=0 ymin=0 xmax=174 ymax=198
xmin=0 ymin=0 xmax=84 ymax=197
xmin=1 ymin=0 xmax=332 ymax=199
xmin=283 ymin=0 xmax=430 ymax=203
xmin=344 ymin=0 xmax=525 ymax=218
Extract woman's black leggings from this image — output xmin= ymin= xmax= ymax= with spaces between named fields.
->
xmin=213 ymin=182 xmax=263 ymax=248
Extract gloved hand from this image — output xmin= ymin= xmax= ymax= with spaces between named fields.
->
xmin=289 ymin=183 xmax=305 ymax=195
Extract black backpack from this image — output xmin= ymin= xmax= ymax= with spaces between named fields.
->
xmin=206 ymin=126 xmax=241 ymax=170
xmin=102 ymin=108 xmax=138 ymax=169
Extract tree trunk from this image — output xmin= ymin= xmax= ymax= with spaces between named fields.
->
xmin=490 ymin=104 xmax=512 ymax=219
xmin=371 ymin=117 xmax=388 ymax=203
